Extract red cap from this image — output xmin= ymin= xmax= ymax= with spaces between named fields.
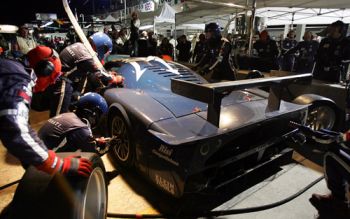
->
xmin=260 ymin=30 xmax=269 ymax=41
xmin=27 ymin=46 xmax=62 ymax=92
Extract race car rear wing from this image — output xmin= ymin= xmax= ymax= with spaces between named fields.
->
xmin=171 ymin=73 xmax=312 ymax=127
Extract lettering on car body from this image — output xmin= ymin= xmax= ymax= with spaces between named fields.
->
xmin=155 ymin=174 xmax=175 ymax=195
xmin=152 ymin=144 xmax=179 ymax=166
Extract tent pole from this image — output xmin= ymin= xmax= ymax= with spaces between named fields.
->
xmin=124 ymin=0 xmax=127 ymax=24
xmin=154 ymin=16 xmax=156 ymax=34
xmin=174 ymin=13 xmax=177 ymax=61
xmin=247 ymin=0 xmax=257 ymax=56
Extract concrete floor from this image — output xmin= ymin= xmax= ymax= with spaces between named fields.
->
xmin=0 ymin=110 xmax=329 ymax=219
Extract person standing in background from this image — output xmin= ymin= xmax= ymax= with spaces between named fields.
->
xmin=253 ymin=30 xmax=279 ymax=72
xmin=12 ymin=25 xmax=37 ymax=59
xmin=176 ymin=35 xmax=191 ymax=62
xmin=285 ymin=31 xmax=319 ymax=73
xmin=313 ymin=20 xmax=350 ymax=83
xmin=192 ymin=33 xmax=206 ymax=63
xmin=130 ymin=11 xmax=140 ymax=56
xmin=281 ymin=30 xmax=298 ymax=71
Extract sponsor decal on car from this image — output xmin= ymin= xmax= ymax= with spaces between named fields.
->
xmin=155 ymin=174 xmax=175 ymax=195
xmin=152 ymin=144 xmax=179 ymax=166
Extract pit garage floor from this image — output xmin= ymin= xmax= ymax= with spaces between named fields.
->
xmin=0 ymin=111 xmax=329 ymax=219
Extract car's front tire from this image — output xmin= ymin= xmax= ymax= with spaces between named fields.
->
xmin=293 ymin=94 xmax=339 ymax=131
xmin=306 ymin=102 xmax=337 ymax=131
xmin=109 ymin=110 xmax=135 ymax=168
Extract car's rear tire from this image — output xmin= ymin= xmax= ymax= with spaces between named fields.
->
xmin=306 ymin=102 xmax=337 ymax=131
xmin=109 ymin=110 xmax=135 ymax=168
xmin=5 ymin=153 xmax=107 ymax=219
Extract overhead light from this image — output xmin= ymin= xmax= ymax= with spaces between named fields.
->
xmin=40 ymin=21 xmax=54 ymax=28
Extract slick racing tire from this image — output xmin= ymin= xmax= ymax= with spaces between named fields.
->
xmin=306 ymin=101 xmax=337 ymax=131
xmin=5 ymin=153 xmax=107 ymax=219
xmin=109 ymin=109 xmax=136 ymax=168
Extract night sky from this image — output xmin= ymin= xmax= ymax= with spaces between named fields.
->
xmin=0 ymin=0 xmax=95 ymax=25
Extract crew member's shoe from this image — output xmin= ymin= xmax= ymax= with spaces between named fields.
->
xmin=310 ymin=193 xmax=350 ymax=219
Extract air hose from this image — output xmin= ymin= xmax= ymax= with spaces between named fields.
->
xmin=0 ymin=179 xmax=21 ymax=191
xmin=0 ymin=174 xmax=324 ymax=218
xmin=106 ymin=175 xmax=324 ymax=218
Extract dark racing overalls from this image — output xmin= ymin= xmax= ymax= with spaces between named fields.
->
xmin=313 ymin=37 xmax=350 ymax=83
xmin=281 ymin=38 xmax=298 ymax=71
xmin=0 ymin=59 xmax=52 ymax=167
xmin=59 ymin=42 xmax=112 ymax=95
xmin=31 ymin=76 xmax=73 ymax=118
xmin=285 ymin=40 xmax=319 ymax=73
xmin=196 ymin=38 xmax=236 ymax=82
xmin=38 ymin=112 xmax=96 ymax=152
xmin=253 ymin=39 xmax=279 ymax=72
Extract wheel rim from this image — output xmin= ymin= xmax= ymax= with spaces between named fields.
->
xmin=306 ymin=105 xmax=336 ymax=130
xmin=111 ymin=116 xmax=130 ymax=162
xmin=82 ymin=167 xmax=107 ymax=219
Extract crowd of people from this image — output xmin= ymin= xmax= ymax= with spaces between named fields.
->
xmin=1 ymin=19 xmax=350 ymax=84
xmin=251 ymin=20 xmax=350 ymax=83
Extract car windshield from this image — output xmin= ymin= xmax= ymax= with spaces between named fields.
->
xmin=118 ymin=59 xmax=206 ymax=93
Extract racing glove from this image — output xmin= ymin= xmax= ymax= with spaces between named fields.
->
xmin=108 ymin=74 xmax=124 ymax=87
xmin=95 ymin=137 xmax=112 ymax=154
xmin=343 ymin=130 xmax=350 ymax=142
xmin=36 ymin=150 xmax=93 ymax=177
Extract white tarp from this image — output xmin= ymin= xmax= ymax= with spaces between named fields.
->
xmin=96 ymin=15 xmax=117 ymax=22
xmin=154 ymin=2 xmax=176 ymax=23
xmin=256 ymin=7 xmax=350 ymax=25
xmin=177 ymin=23 xmax=205 ymax=30
xmin=186 ymin=0 xmax=350 ymax=9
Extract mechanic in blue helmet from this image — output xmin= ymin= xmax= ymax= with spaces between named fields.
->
xmin=89 ymin=32 xmax=113 ymax=63
xmin=0 ymin=57 xmax=92 ymax=178
xmin=193 ymin=22 xmax=236 ymax=82
xmin=59 ymin=33 xmax=122 ymax=96
xmin=38 ymin=92 xmax=111 ymax=154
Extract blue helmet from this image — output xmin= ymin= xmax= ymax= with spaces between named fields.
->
xmin=205 ymin=23 xmax=221 ymax=39
xmin=76 ymin=92 xmax=108 ymax=128
xmin=89 ymin=32 xmax=113 ymax=61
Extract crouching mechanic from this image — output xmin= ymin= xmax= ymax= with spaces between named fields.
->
xmin=60 ymin=32 xmax=123 ymax=95
xmin=0 ymin=58 xmax=92 ymax=177
xmin=38 ymin=92 xmax=112 ymax=154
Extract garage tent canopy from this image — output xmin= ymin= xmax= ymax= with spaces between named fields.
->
xmin=256 ymin=7 xmax=350 ymax=25
xmin=154 ymin=2 xmax=176 ymax=24
xmin=138 ymin=0 xmax=349 ymax=29
xmin=186 ymin=0 xmax=350 ymax=9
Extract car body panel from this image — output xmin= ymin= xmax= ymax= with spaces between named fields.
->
xmin=105 ymin=56 xmax=309 ymax=197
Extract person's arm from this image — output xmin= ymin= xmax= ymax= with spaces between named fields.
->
xmin=194 ymin=49 xmax=210 ymax=69
xmin=285 ymin=42 xmax=301 ymax=55
xmin=11 ymin=37 xmax=23 ymax=58
xmin=134 ymin=19 xmax=140 ymax=29
xmin=193 ymin=44 xmax=199 ymax=61
xmin=271 ymin=41 xmax=279 ymax=57
xmin=0 ymin=75 xmax=92 ymax=176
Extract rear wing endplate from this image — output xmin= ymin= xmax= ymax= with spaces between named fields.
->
xmin=171 ymin=73 xmax=312 ymax=127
